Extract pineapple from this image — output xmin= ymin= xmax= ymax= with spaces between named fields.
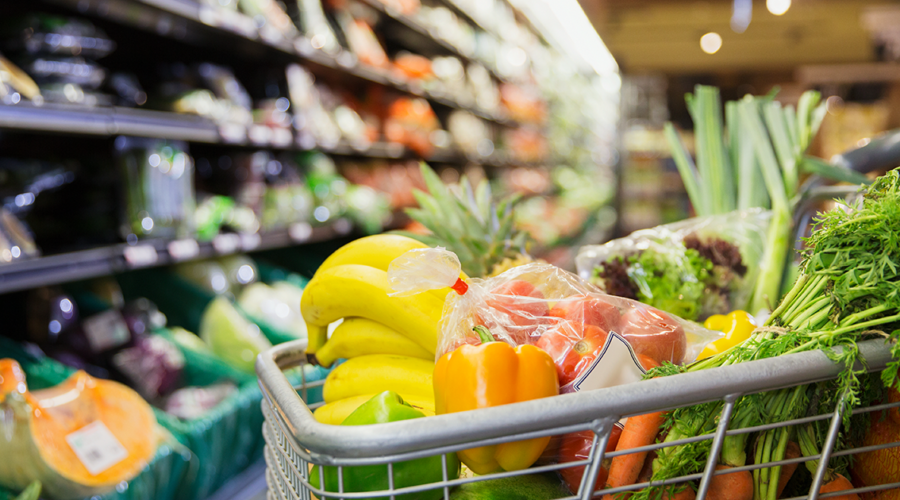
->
xmin=397 ymin=163 xmax=532 ymax=278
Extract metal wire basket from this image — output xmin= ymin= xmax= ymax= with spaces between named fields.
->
xmin=257 ymin=336 xmax=900 ymax=500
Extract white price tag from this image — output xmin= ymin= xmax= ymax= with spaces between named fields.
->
xmin=219 ymin=123 xmax=247 ymax=144
xmin=123 ymin=245 xmax=158 ymax=268
xmin=66 ymin=421 xmax=129 ymax=476
xmin=212 ymin=233 xmax=241 ymax=254
xmin=270 ymin=127 xmax=293 ymax=147
xmin=241 ymin=232 xmax=261 ymax=251
xmin=572 ymin=333 xmax=647 ymax=393
xmin=167 ymin=238 xmax=199 ymax=261
xmin=248 ymin=124 xmax=271 ymax=145
xmin=83 ymin=310 xmax=131 ymax=352
xmin=289 ymin=222 xmax=313 ymax=242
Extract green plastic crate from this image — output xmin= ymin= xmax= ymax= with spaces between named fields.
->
xmin=0 ymin=338 xmax=194 ymax=500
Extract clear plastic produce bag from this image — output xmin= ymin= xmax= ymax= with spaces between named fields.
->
xmin=575 ymin=208 xmax=771 ymax=322
xmin=388 ymin=248 xmax=722 ymax=394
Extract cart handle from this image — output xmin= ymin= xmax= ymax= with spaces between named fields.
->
xmin=255 ymin=337 xmax=893 ymax=461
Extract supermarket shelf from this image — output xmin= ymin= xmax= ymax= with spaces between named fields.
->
xmin=45 ymin=0 xmax=517 ymax=127
xmin=0 ymin=222 xmax=350 ymax=295
xmin=0 ymin=102 xmax=539 ymax=167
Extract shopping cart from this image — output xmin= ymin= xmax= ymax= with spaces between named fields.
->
xmin=257 ymin=135 xmax=900 ymax=500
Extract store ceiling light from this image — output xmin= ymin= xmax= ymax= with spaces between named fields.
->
xmin=767 ymin=0 xmax=791 ymax=16
xmin=700 ymin=32 xmax=723 ymax=54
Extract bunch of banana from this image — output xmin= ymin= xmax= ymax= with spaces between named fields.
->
xmin=300 ymin=234 xmax=455 ymax=425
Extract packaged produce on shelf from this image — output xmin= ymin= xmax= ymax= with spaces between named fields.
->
xmin=286 ymin=64 xmax=342 ymax=148
xmin=340 ymin=159 xmax=424 ymax=209
xmin=447 ymin=110 xmax=492 ymax=157
xmin=396 ymin=163 xmax=531 ymax=278
xmin=0 ymin=359 xmax=160 ymax=500
xmin=311 ymin=391 xmax=459 ymax=500
xmin=115 ymin=137 xmax=196 ymax=240
xmin=155 ymin=63 xmax=252 ymax=129
xmin=0 ymin=53 xmax=40 ymax=103
xmin=330 ymin=5 xmax=389 ymax=68
xmin=384 ymin=96 xmax=441 ymax=157
xmin=237 ymin=0 xmax=299 ymax=43
xmin=625 ymin=169 xmax=900 ymax=500
xmin=576 ymin=209 xmax=771 ymax=322
xmin=417 ymin=6 xmax=475 ymax=56
xmin=237 ymin=281 xmax=308 ymax=339
xmin=0 ymin=14 xmax=116 ymax=106
xmin=503 ymin=126 xmax=547 ymax=163
xmin=392 ymin=52 xmax=433 ymax=82
xmin=466 ymin=63 xmax=500 ymax=113
xmin=315 ymin=84 xmax=372 ymax=148
xmin=500 ymin=82 xmax=546 ymax=124
xmin=201 ymin=297 xmax=271 ymax=374
xmin=292 ymin=0 xmax=341 ymax=54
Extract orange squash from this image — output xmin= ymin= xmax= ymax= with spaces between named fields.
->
xmin=0 ymin=359 xmax=160 ymax=499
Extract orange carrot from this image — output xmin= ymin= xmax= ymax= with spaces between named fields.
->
xmin=706 ymin=465 xmax=753 ymax=500
xmin=819 ymin=474 xmax=859 ymax=500
xmin=662 ymin=484 xmax=696 ymax=500
xmin=602 ymin=411 xmax=666 ymax=500
xmin=776 ymin=442 xmax=801 ymax=498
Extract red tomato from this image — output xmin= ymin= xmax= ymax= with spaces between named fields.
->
xmin=477 ymin=281 xmax=550 ymax=343
xmin=620 ymin=306 xmax=686 ymax=366
xmin=536 ymin=322 xmax=608 ymax=385
xmin=558 ymin=425 xmax=623 ymax=494
xmin=549 ymin=295 xmax=621 ymax=332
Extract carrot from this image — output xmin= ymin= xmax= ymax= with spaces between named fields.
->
xmin=706 ymin=465 xmax=753 ymax=500
xmin=776 ymin=441 xmax=801 ymax=498
xmin=662 ymin=484 xmax=696 ymax=500
xmin=819 ymin=474 xmax=859 ymax=500
xmin=602 ymin=411 xmax=666 ymax=500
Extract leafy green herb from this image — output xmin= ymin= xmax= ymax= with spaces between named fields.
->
xmin=636 ymin=169 xmax=900 ymax=500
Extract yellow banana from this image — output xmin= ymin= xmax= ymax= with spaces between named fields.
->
xmin=314 ymin=318 xmax=434 ymax=367
xmin=315 ymin=234 xmax=463 ymax=303
xmin=314 ymin=392 xmax=435 ymax=425
xmin=306 ymin=323 xmax=329 ymax=355
xmin=317 ymin=234 xmax=429 ymax=273
xmin=322 ymin=354 xmax=434 ymax=403
xmin=301 ymin=264 xmax=443 ymax=354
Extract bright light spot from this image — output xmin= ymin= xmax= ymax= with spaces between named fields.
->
xmin=767 ymin=0 xmax=791 ymax=15
xmin=700 ymin=32 xmax=723 ymax=54
xmin=211 ymin=274 xmax=228 ymax=292
xmin=542 ymin=0 xmax=618 ymax=74
xmin=310 ymin=34 xmax=326 ymax=49
xmin=275 ymin=97 xmax=290 ymax=112
xmin=314 ymin=206 xmax=330 ymax=222
xmin=49 ymin=320 xmax=61 ymax=334
xmin=60 ymin=298 xmax=73 ymax=314
xmin=507 ymin=46 xmax=527 ymax=66
xmin=141 ymin=217 xmax=154 ymax=232
xmin=10 ymin=246 xmax=20 ymax=258
xmin=857 ymin=137 xmax=872 ymax=148
xmin=275 ymin=303 xmax=290 ymax=319
xmin=826 ymin=95 xmax=843 ymax=114
xmin=148 ymin=154 xmax=161 ymax=167
xmin=14 ymin=195 xmax=26 ymax=207
xmin=237 ymin=264 xmax=255 ymax=284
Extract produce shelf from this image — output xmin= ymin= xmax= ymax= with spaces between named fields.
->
xmin=0 ymin=102 xmax=540 ymax=167
xmin=44 ymin=0 xmax=517 ymax=127
xmin=0 ymin=222 xmax=349 ymax=295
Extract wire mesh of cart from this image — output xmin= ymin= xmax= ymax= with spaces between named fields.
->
xmin=257 ymin=178 xmax=900 ymax=500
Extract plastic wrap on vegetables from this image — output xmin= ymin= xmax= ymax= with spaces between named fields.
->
xmin=576 ymin=209 xmax=771 ymax=321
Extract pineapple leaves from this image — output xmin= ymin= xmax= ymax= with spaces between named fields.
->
xmin=394 ymin=163 xmax=530 ymax=277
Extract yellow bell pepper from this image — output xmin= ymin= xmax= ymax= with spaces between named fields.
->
xmin=698 ymin=310 xmax=756 ymax=360
xmin=433 ymin=326 xmax=559 ymax=474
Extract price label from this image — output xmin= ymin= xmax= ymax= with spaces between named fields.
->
xmin=248 ymin=124 xmax=271 ymax=145
xmin=241 ymin=232 xmax=261 ymax=251
xmin=270 ymin=127 xmax=293 ymax=147
xmin=289 ymin=222 xmax=313 ymax=242
xmin=83 ymin=310 xmax=131 ymax=352
xmin=167 ymin=238 xmax=199 ymax=261
xmin=67 ymin=421 xmax=129 ymax=475
xmin=219 ymin=123 xmax=247 ymax=144
xmin=572 ymin=333 xmax=646 ymax=393
xmin=123 ymin=245 xmax=158 ymax=268
xmin=212 ymin=233 xmax=241 ymax=254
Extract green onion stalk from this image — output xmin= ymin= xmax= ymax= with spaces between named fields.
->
xmin=634 ymin=169 xmax=900 ymax=500
xmin=665 ymin=86 xmax=869 ymax=315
